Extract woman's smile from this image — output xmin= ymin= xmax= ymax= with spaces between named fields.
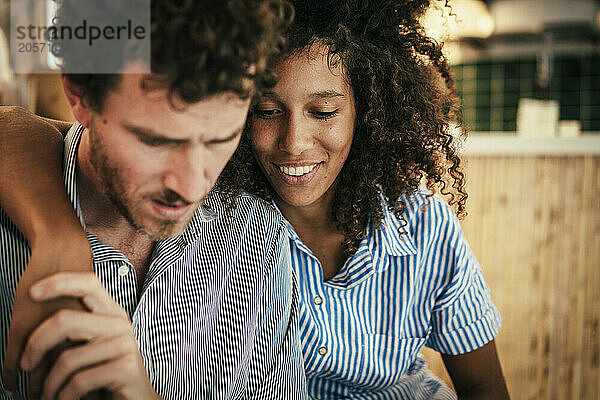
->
xmin=273 ymin=161 xmax=323 ymax=185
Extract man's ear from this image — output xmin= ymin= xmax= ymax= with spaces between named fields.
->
xmin=62 ymin=76 xmax=92 ymax=128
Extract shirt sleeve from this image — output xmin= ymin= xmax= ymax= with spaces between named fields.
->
xmin=248 ymin=221 xmax=308 ymax=399
xmin=425 ymin=199 xmax=502 ymax=355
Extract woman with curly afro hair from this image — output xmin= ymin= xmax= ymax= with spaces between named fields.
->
xmin=216 ymin=1 xmax=510 ymax=397
xmin=0 ymin=0 xmax=509 ymax=398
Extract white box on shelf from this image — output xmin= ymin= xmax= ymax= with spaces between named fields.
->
xmin=558 ymin=120 xmax=581 ymax=138
xmin=517 ymin=98 xmax=559 ymax=138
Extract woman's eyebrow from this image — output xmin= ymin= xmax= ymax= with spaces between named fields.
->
xmin=260 ymin=91 xmax=280 ymax=101
xmin=260 ymin=90 xmax=345 ymax=101
xmin=308 ymin=90 xmax=345 ymax=100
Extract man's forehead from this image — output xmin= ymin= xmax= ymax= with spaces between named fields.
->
xmin=113 ymin=73 xmax=250 ymax=103
xmin=101 ymin=77 xmax=250 ymax=141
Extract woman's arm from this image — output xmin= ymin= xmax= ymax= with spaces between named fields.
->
xmin=0 ymin=106 xmax=74 ymax=242
xmin=442 ymin=339 xmax=511 ymax=399
xmin=0 ymin=106 xmax=93 ymax=394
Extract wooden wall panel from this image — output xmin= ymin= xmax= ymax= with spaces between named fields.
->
xmin=422 ymin=156 xmax=600 ymax=400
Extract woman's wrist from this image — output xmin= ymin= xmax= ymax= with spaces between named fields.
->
xmin=28 ymin=213 xmax=87 ymax=250
xmin=28 ymin=222 xmax=93 ymax=277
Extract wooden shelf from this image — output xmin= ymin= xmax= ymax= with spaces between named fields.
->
xmin=459 ymin=133 xmax=600 ymax=156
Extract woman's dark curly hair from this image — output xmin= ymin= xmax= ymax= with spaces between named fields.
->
xmin=218 ymin=0 xmax=468 ymax=256
xmin=51 ymin=0 xmax=293 ymax=111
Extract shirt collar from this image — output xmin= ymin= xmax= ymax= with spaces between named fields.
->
xmin=268 ymin=196 xmax=418 ymax=258
xmin=268 ymin=200 xmax=312 ymax=252
xmin=269 ymin=195 xmax=417 ymax=280
xmin=376 ymin=196 xmax=418 ymax=258
xmin=63 ymin=122 xmax=86 ymax=226
xmin=180 ymin=195 xmax=218 ymax=244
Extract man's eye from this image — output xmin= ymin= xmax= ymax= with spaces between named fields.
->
xmin=139 ymin=137 xmax=172 ymax=147
xmin=254 ymin=109 xmax=281 ymax=119
xmin=311 ymin=110 xmax=339 ymax=120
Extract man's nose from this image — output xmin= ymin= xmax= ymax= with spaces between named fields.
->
xmin=162 ymin=146 xmax=210 ymax=203
xmin=278 ymin=114 xmax=312 ymax=156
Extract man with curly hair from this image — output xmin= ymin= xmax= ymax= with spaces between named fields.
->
xmin=0 ymin=0 xmax=307 ymax=398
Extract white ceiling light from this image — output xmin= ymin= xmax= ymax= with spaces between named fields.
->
xmin=421 ymin=0 xmax=495 ymax=41
xmin=490 ymin=0 xmax=597 ymax=35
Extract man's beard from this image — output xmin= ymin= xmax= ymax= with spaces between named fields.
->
xmin=87 ymin=123 xmax=199 ymax=240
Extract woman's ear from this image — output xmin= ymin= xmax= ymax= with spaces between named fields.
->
xmin=62 ymin=76 xmax=92 ymax=128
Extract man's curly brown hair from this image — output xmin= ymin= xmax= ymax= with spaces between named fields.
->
xmin=217 ymin=0 xmax=467 ymax=256
xmin=51 ymin=0 xmax=293 ymax=111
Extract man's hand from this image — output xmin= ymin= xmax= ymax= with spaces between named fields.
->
xmin=2 ymin=235 xmax=93 ymax=397
xmin=19 ymin=272 xmax=160 ymax=400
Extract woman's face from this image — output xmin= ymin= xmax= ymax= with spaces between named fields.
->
xmin=248 ymin=45 xmax=356 ymax=209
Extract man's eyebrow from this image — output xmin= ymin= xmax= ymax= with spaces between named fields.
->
xmin=123 ymin=124 xmax=187 ymax=144
xmin=123 ymin=124 xmax=244 ymax=145
xmin=207 ymin=124 xmax=245 ymax=144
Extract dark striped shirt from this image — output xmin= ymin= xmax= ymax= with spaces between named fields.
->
xmin=0 ymin=123 xmax=308 ymax=399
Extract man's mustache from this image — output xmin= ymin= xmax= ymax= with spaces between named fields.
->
xmin=154 ymin=190 xmax=193 ymax=206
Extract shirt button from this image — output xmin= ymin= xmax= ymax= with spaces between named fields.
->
xmin=318 ymin=346 xmax=328 ymax=356
xmin=117 ymin=265 xmax=129 ymax=276
xmin=313 ymin=295 xmax=323 ymax=305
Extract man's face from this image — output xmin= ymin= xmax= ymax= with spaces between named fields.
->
xmin=82 ymin=74 xmax=249 ymax=240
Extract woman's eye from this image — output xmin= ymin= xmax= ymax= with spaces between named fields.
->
xmin=311 ymin=110 xmax=339 ymax=120
xmin=254 ymin=109 xmax=281 ymax=118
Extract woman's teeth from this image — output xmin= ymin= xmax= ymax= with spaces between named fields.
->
xmin=279 ymin=163 xmax=319 ymax=176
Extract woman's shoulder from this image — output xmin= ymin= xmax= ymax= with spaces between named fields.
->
xmin=385 ymin=188 xmax=458 ymax=226
xmin=377 ymin=188 xmax=463 ymax=253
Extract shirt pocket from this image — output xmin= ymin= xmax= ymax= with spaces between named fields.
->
xmin=358 ymin=334 xmax=428 ymax=387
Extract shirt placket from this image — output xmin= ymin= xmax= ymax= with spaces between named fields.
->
xmin=311 ymin=280 xmax=331 ymax=360
xmin=94 ymin=259 xmax=139 ymax=318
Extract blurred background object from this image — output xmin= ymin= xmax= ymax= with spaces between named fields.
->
xmin=420 ymin=2 xmax=600 ymax=399
xmin=0 ymin=0 xmax=598 ymax=399
xmin=423 ymin=0 xmax=599 ymax=135
xmin=0 ymin=9 xmax=33 ymax=110
xmin=0 ymin=22 xmax=10 ymax=81
xmin=0 ymin=0 xmax=73 ymax=119
xmin=516 ymin=98 xmax=559 ymax=137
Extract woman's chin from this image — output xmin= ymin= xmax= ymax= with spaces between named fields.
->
xmin=272 ymin=187 xmax=329 ymax=210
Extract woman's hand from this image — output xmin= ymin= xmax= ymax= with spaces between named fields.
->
xmin=2 ymin=231 xmax=93 ymax=397
xmin=21 ymin=272 xmax=160 ymax=400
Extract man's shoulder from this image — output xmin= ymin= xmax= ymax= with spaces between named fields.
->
xmin=205 ymin=190 xmax=283 ymax=230
xmin=0 ymin=207 xmax=28 ymax=247
xmin=0 ymin=207 xmax=30 ymax=281
xmin=183 ymin=191 xmax=288 ymax=283
xmin=191 ymin=191 xmax=285 ymax=253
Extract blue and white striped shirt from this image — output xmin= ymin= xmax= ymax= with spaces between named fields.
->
xmin=277 ymin=192 xmax=502 ymax=399
xmin=0 ymin=123 xmax=308 ymax=399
